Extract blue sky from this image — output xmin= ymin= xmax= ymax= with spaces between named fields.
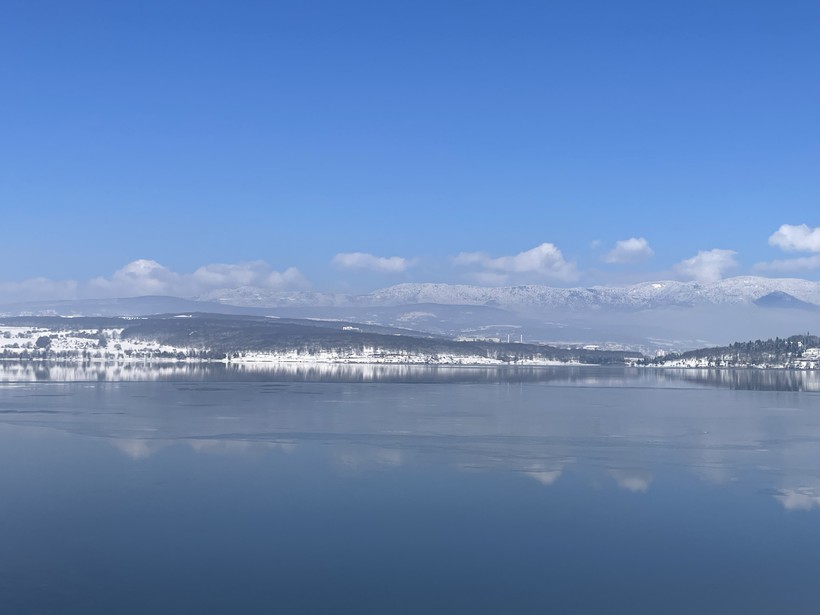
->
xmin=2 ymin=0 xmax=819 ymax=299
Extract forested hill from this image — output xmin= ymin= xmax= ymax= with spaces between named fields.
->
xmin=652 ymin=334 xmax=820 ymax=368
xmin=0 ymin=314 xmax=641 ymax=365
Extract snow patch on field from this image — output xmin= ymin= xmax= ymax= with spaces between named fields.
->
xmin=0 ymin=326 xmax=182 ymax=361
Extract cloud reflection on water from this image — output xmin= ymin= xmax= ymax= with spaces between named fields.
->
xmin=775 ymin=487 xmax=820 ymax=511
xmin=2 ymin=365 xmax=820 ymax=513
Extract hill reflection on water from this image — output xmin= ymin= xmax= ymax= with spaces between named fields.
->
xmin=662 ymin=367 xmax=820 ymax=391
xmin=1 ymin=361 xmax=820 ymax=391
xmin=2 ymin=370 xmax=820 ymax=516
xmin=4 ymin=374 xmax=820 ymax=613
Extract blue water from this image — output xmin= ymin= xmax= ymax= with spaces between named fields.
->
xmin=2 ymin=366 xmax=820 ymax=613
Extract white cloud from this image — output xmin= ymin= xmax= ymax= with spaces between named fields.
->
xmin=0 ymin=259 xmax=308 ymax=304
xmin=603 ymin=237 xmax=654 ymax=264
xmin=192 ymin=261 xmax=295 ymax=288
xmin=674 ymin=249 xmax=738 ymax=283
xmin=769 ymin=224 xmax=820 ymax=253
xmin=89 ymin=259 xmax=308 ymax=297
xmin=454 ymin=243 xmax=579 ymax=283
xmin=89 ymin=260 xmax=183 ymax=296
xmin=753 ymin=255 xmax=820 ymax=274
xmin=0 ymin=277 xmax=79 ymax=303
xmin=332 ymin=252 xmax=413 ymax=273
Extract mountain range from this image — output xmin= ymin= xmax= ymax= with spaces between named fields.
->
xmin=2 ymin=276 xmax=819 ymax=353
xmin=197 ymin=276 xmax=820 ymax=310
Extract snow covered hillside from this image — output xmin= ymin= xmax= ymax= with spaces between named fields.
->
xmin=197 ymin=276 xmax=820 ymax=310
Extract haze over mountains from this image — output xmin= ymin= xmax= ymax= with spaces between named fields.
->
xmin=2 ymin=276 xmax=819 ymax=353
xmin=198 ymin=276 xmax=820 ymax=310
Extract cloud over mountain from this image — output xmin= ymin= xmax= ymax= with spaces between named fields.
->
xmin=769 ymin=224 xmax=820 ymax=253
xmin=0 ymin=260 xmax=308 ymax=304
xmin=603 ymin=237 xmax=654 ymax=264
xmin=454 ymin=243 xmax=579 ymax=284
xmin=674 ymin=249 xmax=738 ymax=283
xmin=332 ymin=252 xmax=413 ymax=273
xmin=0 ymin=277 xmax=80 ymax=303
xmin=754 ymin=255 xmax=820 ymax=274
xmin=754 ymin=224 xmax=820 ymax=274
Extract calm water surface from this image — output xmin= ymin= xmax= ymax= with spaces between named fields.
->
xmin=2 ymin=365 xmax=820 ymax=613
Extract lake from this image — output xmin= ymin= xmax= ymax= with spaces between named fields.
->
xmin=2 ymin=365 xmax=820 ymax=613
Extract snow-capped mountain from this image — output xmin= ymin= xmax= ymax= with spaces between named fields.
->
xmin=197 ymin=276 xmax=820 ymax=311
xmin=4 ymin=276 xmax=820 ymax=353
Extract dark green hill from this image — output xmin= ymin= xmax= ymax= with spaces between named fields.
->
xmin=651 ymin=334 xmax=820 ymax=367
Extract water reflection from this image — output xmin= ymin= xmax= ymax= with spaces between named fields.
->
xmin=776 ymin=487 xmax=820 ymax=511
xmin=5 ymin=378 xmax=820 ymax=613
xmin=609 ymin=469 xmax=653 ymax=492
xmin=3 ymin=360 xmax=820 ymax=391
xmin=2 ymin=378 xmax=820 ymax=514
xmin=661 ymin=367 xmax=820 ymax=391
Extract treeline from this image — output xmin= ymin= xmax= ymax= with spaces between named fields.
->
xmin=120 ymin=315 xmax=640 ymax=364
xmin=650 ymin=334 xmax=820 ymax=366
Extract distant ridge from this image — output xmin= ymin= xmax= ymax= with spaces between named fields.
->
xmin=4 ymin=277 xmax=820 ymax=354
xmin=0 ymin=296 xmax=272 ymax=318
xmin=6 ymin=277 xmax=819 ymax=317
xmin=753 ymin=291 xmax=820 ymax=311
xmin=196 ymin=276 xmax=820 ymax=311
